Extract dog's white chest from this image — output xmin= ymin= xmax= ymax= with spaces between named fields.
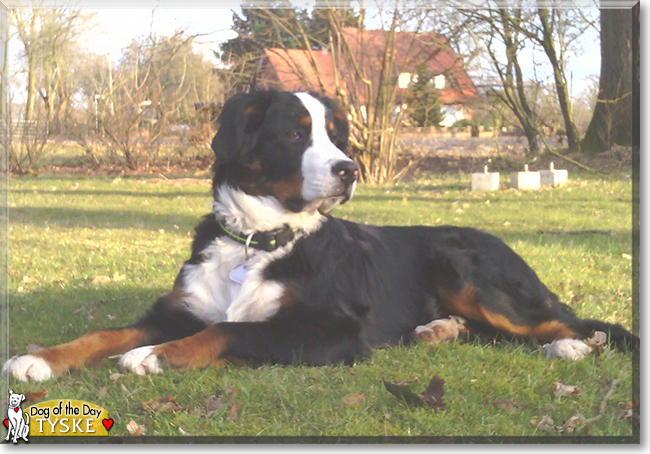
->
xmin=180 ymin=239 xmax=285 ymax=325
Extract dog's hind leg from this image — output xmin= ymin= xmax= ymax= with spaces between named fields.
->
xmin=3 ymin=289 xmax=209 ymax=382
xmin=426 ymin=230 xmax=638 ymax=352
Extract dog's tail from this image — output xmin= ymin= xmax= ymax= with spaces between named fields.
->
xmin=557 ymin=302 xmax=639 ymax=351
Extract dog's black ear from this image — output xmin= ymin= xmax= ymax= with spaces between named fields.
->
xmin=211 ymin=92 xmax=274 ymax=164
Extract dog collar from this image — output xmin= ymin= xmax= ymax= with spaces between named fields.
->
xmin=217 ymin=219 xmax=300 ymax=254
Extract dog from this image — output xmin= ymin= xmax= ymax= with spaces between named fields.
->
xmin=5 ymin=390 xmax=29 ymax=444
xmin=2 ymin=90 xmax=638 ymax=382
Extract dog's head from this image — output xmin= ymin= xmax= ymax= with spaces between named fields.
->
xmin=7 ymin=389 xmax=25 ymax=409
xmin=211 ymin=91 xmax=357 ymax=216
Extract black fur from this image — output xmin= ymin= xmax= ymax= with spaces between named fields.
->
xmin=135 ymin=90 xmax=638 ymax=368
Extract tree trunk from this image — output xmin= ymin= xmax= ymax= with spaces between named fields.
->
xmin=580 ymin=7 xmax=634 ymax=154
xmin=537 ymin=8 xmax=580 ymax=151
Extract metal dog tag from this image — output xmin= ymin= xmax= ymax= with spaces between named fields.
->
xmin=229 ymin=264 xmax=249 ymax=284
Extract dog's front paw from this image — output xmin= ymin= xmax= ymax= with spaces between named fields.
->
xmin=119 ymin=346 xmax=163 ymax=376
xmin=2 ymin=355 xmax=53 ymax=382
xmin=541 ymin=338 xmax=592 ymax=361
xmin=414 ymin=316 xmax=468 ymax=344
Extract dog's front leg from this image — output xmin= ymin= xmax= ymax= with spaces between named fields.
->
xmin=3 ymin=289 xmax=209 ymax=382
xmin=120 ymin=310 xmax=366 ymax=375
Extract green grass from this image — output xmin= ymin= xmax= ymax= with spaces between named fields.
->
xmin=4 ymin=172 xmax=638 ymax=440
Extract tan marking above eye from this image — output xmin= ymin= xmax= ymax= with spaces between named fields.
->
xmin=327 ymin=122 xmax=334 ymax=132
xmin=299 ymin=116 xmax=311 ymax=126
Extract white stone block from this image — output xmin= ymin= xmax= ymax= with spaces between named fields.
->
xmin=471 ymin=166 xmax=500 ymax=191
xmin=540 ymin=162 xmax=568 ymax=187
xmin=510 ymin=165 xmax=541 ymax=190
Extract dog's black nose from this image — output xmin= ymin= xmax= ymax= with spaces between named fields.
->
xmin=332 ymin=160 xmax=359 ymax=186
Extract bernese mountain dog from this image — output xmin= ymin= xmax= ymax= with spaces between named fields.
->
xmin=3 ymin=90 xmax=638 ymax=382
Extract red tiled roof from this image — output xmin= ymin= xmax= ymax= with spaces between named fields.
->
xmin=258 ymin=28 xmax=477 ymax=105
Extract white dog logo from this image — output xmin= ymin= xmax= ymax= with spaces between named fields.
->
xmin=4 ymin=389 xmax=29 ymax=444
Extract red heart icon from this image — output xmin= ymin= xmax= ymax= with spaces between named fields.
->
xmin=102 ymin=419 xmax=114 ymax=431
xmin=3 ymin=419 xmax=7 ymax=428
xmin=14 ymin=408 xmax=19 ymax=413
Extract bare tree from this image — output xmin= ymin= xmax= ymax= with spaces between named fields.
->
xmin=253 ymin=7 xmax=471 ymax=183
xmin=78 ymin=31 xmax=222 ymax=170
xmin=13 ymin=5 xmax=87 ymax=133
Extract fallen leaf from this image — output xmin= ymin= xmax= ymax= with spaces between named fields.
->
xmin=178 ymin=427 xmax=189 ymax=436
xmin=554 ymin=381 xmax=581 ymax=398
xmin=228 ymin=402 xmax=242 ymax=421
xmin=141 ymin=395 xmax=183 ymax=413
xmin=22 ymin=275 xmax=38 ymax=284
xmin=205 ymin=391 xmax=225 ymax=416
xmin=384 ymin=380 xmax=425 ymax=406
xmin=420 ymin=376 xmax=445 ymax=410
xmin=98 ymin=387 xmax=109 ymax=399
xmin=532 ymin=415 xmax=555 ymax=433
xmin=342 ymin=392 xmax=365 ymax=406
xmin=563 ymin=414 xmax=585 ymax=433
xmin=490 ymin=399 xmax=527 ymax=413
xmin=126 ymin=419 xmax=146 ymax=436
xmin=24 ymin=390 xmax=47 ymax=404
xmin=112 ymin=272 xmax=126 ymax=282
xmin=92 ymin=275 xmax=111 ymax=284
xmin=384 ymin=376 xmax=445 ymax=410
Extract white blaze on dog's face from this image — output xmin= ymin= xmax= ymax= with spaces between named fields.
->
xmin=210 ymin=91 xmax=358 ymax=229
xmin=293 ymin=92 xmax=358 ymax=213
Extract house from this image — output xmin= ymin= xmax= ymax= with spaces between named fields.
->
xmin=255 ymin=27 xmax=477 ymax=127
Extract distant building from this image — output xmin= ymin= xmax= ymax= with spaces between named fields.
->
xmin=255 ymin=28 xmax=477 ymax=127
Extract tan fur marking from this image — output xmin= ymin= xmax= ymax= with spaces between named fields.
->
xmin=438 ymin=285 xmax=577 ymax=342
xmin=267 ymin=172 xmax=303 ymax=206
xmin=299 ymin=115 xmax=312 ymax=127
xmin=153 ymin=325 xmax=230 ymax=369
xmin=243 ymin=105 xmax=259 ymax=116
xmin=31 ymin=328 xmax=147 ymax=374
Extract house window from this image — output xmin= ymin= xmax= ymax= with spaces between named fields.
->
xmin=439 ymin=105 xmax=466 ymax=127
xmin=398 ymin=72 xmax=412 ymax=89
xmin=434 ymin=74 xmax=446 ymax=89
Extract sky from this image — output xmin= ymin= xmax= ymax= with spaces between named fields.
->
xmin=8 ymin=5 xmax=602 ymax=98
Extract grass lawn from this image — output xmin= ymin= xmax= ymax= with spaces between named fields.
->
xmin=3 ymin=172 xmax=638 ymax=441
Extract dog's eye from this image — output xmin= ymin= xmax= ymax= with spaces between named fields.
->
xmin=288 ymin=131 xmax=303 ymax=141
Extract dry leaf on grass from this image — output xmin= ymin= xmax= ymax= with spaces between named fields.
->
xmin=384 ymin=376 xmax=445 ymax=410
xmin=22 ymin=275 xmax=38 ymax=284
xmin=531 ymin=415 xmax=555 ymax=433
xmin=141 ymin=395 xmax=183 ymax=413
xmin=554 ymin=381 xmax=581 ymax=398
xmin=489 ymin=399 xmax=527 ymax=413
xmin=228 ymin=402 xmax=242 ymax=421
xmin=342 ymin=392 xmax=365 ymax=406
xmin=126 ymin=419 xmax=146 ymax=436
xmin=205 ymin=391 xmax=225 ymax=417
xmin=23 ymin=390 xmax=47 ymax=404
xmin=92 ymin=275 xmax=111 ymax=284
xmin=562 ymin=414 xmax=586 ymax=434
